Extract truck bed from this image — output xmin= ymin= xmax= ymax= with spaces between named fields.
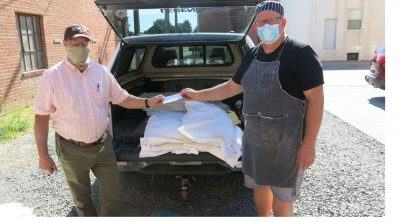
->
xmin=110 ymin=79 xmax=244 ymax=175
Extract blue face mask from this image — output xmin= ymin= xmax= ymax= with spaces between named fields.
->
xmin=257 ymin=23 xmax=281 ymax=44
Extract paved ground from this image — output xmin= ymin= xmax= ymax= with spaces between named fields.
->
xmin=323 ymin=69 xmax=385 ymax=143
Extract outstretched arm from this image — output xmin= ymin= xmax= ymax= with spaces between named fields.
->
xmin=180 ymin=79 xmax=243 ymax=101
xmin=118 ymin=94 xmax=164 ymax=109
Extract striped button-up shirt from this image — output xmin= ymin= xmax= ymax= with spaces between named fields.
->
xmin=35 ymin=58 xmax=129 ymax=143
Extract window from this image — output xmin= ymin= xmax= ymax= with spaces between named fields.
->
xmin=347 ymin=9 xmax=362 ymax=30
xmin=323 ymin=19 xmax=337 ymax=49
xmin=152 ymin=45 xmax=233 ymax=67
xmin=114 ymin=47 xmax=146 ymax=76
xmin=206 ymin=46 xmax=232 ymax=65
xmin=129 ymin=48 xmax=146 ymax=71
xmin=16 ymin=14 xmax=44 ymax=71
xmin=183 ymin=46 xmax=204 ymax=65
xmin=347 ymin=53 xmax=359 ymax=61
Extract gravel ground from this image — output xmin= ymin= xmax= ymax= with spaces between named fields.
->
xmin=0 ymin=111 xmax=385 ymax=217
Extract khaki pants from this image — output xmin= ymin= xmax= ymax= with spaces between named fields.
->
xmin=55 ymin=133 xmax=120 ymax=216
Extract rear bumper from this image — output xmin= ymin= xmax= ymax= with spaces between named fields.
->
xmin=365 ymin=74 xmax=385 ymax=90
xmin=114 ymin=142 xmax=242 ymax=175
xmin=116 ymin=159 xmax=241 ymax=175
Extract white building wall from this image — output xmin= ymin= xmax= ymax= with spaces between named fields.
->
xmin=280 ymin=0 xmax=385 ymax=61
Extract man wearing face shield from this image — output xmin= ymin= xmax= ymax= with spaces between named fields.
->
xmin=34 ymin=24 xmax=164 ymax=216
xmin=180 ymin=0 xmax=324 ymax=216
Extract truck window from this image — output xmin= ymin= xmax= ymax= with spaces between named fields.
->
xmin=152 ymin=45 xmax=233 ymax=68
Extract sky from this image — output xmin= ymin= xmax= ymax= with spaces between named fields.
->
xmin=127 ymin=9 xmax=198 ymax=33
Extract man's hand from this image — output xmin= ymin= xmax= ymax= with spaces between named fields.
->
xmin=180 ymin=88 xmax=199 ymax=101
xmin=39 ymin=155 xmax=58 ymax=175
xmin=148 ymin=94 xmax=164 ymax=107
xmin=296 ymin=142 xmax=316 ymax=171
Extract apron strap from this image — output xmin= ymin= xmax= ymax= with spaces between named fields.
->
xmin=275 ymin=37 xmax=288 ymax=61
xmin=255 ymin=36 xmax=288 ymax=61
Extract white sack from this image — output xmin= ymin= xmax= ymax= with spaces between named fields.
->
xmin=139 ymin=102 xmax=242 ymax=167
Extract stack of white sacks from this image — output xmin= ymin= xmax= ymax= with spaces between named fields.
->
xmin=140 ymin=101 xmax=242 ymax=167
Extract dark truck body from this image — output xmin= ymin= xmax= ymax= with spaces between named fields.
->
xmin=94 ymin=0 xmax=261 ymax=175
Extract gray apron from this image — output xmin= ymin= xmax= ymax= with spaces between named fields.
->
xmin=241 ymin=41 xmax=307 ymax=188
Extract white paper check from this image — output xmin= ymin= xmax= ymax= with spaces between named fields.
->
xmin=163 ymin=93 xmax=183 ymax=104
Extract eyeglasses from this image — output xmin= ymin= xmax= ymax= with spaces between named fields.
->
xmin=255 ymin=17 xmax=283 ymax=26
xmin=69 ymin=39 xmax=91 ymax=47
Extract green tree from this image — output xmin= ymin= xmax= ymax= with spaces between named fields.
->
xmin=144 ymin=19 xmax=174 ymax=34
xmin=177 ymin=20 xmax=192 ymax=33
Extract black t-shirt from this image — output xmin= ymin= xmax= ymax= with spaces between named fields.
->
xmin=232 ymin=37 xmax=324 ymax=100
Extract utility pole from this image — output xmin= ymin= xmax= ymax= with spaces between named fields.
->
xmin=133 ymin=9 xmax=140 ymax=35
xmin=164 ymin=9 xmax=170 ymax=33
xmin=175 ymin=9 xmax=178 ymax=33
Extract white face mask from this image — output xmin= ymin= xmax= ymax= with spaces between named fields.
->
xmin=66 ymin=46 xmax=90 ymax=70
xmin=257 ymin=23 xmax=281 ymax=44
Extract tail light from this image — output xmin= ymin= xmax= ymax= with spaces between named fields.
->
xmin=377 ymin=53 xmax=385 ymax=80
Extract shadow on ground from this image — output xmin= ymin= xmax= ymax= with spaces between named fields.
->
xmin=368 ymin=96 xmax=385 ymax=110
xmin=66 ymin=172 xmax=256 ymax=217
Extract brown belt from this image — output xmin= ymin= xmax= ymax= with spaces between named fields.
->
xmin=56 ymin=132 xmax=106 ymax=147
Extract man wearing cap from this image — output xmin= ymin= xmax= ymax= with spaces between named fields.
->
xmin=180 ymin=0 xmax=324 ymax=216
xmin=34 ymin=24 xmax=164 ymax=216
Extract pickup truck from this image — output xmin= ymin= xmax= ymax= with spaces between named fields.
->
xmin=94 ymin=0 xmax=261 ymax=178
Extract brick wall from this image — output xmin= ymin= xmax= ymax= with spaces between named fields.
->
xmin=0 ymin=0 xmax=119 ymax=110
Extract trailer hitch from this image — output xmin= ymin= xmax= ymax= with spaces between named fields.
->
xmin=176 ymin=176 xmax=195 ymax=200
